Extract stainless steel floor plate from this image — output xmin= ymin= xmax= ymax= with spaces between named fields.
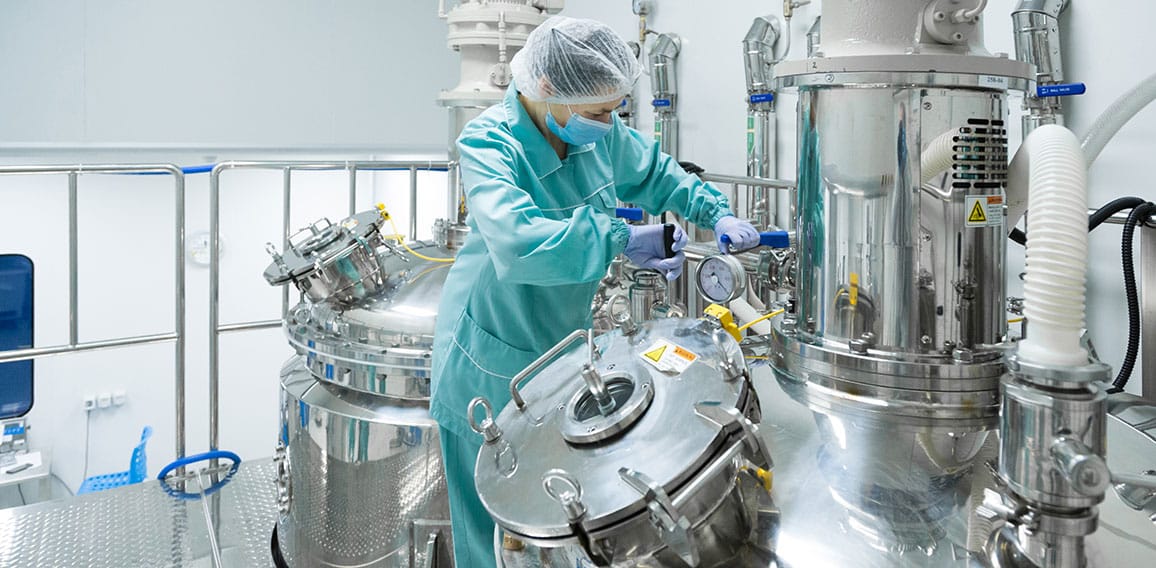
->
xmin=0 ymin=459 xmax=279 ymax=568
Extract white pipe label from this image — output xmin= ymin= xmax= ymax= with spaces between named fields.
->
xmin=965 ymin=195 xmax=1004 ymax=227
xmin=979 ymin=75 xmax=1009 ymax=90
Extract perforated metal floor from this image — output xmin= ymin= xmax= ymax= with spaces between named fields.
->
xmin=0 ymin=459 xmax=279 ymax=568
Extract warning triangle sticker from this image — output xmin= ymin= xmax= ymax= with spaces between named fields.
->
xmin=643 ymin=345 xmax=667 ymax=362
xmin=968 ymin=201 xmax=987 ymax=223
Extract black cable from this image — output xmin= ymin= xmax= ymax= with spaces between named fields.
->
xmin=17 ymin=484 xmax=26 ymax=506
xmin=1088 ymin=196 xmax=1149 ymax=231
xmin=1112 ymin=202 xmax=1156 ymax=392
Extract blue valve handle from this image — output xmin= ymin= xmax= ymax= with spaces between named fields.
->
xmin=157 ymin=450 xmax=242 ymax=500
xmin=615 ymin=207 xmax=644 ymax=221
xmin=721 ymin=231 xmax=790 ymax=250
xmin=1037 ymin=83 xmax=1086 ymax=98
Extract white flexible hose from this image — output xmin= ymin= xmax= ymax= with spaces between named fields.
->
xmin=921 ymin=129 xmax=957 ymax=186
xmin=1081 ymin=71 xmax=1156 ymax=166
xmin=1015 ymin=124 xmax=1089 ymax=366
xmin=731 ymin=297 xmax=773 ymax=335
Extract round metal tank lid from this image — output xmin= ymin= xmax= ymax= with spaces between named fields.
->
xmin=474 ymin=318 xmax=749 ymax=539
xmin=263 ymin=210 xmax=385 ymax=285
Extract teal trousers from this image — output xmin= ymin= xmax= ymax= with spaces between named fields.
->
xmin=440 ymin=426 xmax=495 ymax=567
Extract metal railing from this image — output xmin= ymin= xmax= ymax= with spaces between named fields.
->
xmin=698 ymin=172 xmax=796 ymax=231
xmin=207 ymin=160 xmax=452 ymax=453
xmin=0 ymin=164 xmax=187 ymax=463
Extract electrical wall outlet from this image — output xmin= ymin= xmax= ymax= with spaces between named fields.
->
xmin=84 ymin=391 xmax=127 ymax=412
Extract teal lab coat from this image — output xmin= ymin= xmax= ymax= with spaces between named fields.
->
xmin=430 ymin=84 xmax=732 ymax=565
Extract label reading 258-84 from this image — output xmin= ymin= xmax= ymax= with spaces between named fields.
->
xmin=964 ymin=195 xmax=1004 ymax=228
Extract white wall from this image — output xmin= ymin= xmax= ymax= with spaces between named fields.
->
xmin=0 ymin=0 xmax=457 ymax=152
xmin=1 ymin=0 xmax=1153 ymax=499
xmin=0 ymin=0 xmax=455 ymax=497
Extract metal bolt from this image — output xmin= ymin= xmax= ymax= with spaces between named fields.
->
xmin=953 ymin=348 xmax=974 ymax=363
xmin=921 ymin=335 xmax=933 ymax=346
xmin=825 ymin=74 xmax=834 ymax=83
xmin=933 ymin=11 xmax=946 ymax=21
xmin=952 ymin=32 xmax=965 ymax=42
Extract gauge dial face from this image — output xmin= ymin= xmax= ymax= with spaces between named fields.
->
xmin=696 ymin=255 xmax=746 ymax=304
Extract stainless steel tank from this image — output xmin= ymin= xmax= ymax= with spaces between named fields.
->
xmin=767 ymin=0 xmax=1034 ymax=554
xmin=264 ymin=209 xmax=455 ymax=568
xmin=470 ymin=318 xmax=775 ymax=567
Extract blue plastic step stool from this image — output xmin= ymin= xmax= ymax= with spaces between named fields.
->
xmin=78 ymin=426 xmax=152 ymax=494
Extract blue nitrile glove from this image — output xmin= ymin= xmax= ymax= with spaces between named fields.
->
xmin=625 ymin=223 xmax=688 ymax=280
xmin=714 ymin=215 xmax=760 ymax=253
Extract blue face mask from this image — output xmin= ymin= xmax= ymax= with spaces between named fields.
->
xmin=545 ymin=103 xmax=613 ymax=145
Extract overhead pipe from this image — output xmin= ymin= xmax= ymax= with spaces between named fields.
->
xmin=1012 ymin=0 xmax=1078 ymax=136
xmin=743 ymin=16 xmax=781 ymax=231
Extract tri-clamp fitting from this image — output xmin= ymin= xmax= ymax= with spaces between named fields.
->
xmin=987 ymin=353 xmax=1113 ymax=568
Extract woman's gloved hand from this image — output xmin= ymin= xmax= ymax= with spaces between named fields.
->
xmin=625 ymin=223 xmax=688 ymax=280
xmin=714 ymin=215 xmax=760 ymax=253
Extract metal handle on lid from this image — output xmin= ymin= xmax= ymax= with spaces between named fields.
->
xmin=467 ymin=397 xmax=503 ymax=444
xmin=542 ymin=469 xmax=586 ymax=521
xmin=510 ymin=329 xmax=590 ymax=410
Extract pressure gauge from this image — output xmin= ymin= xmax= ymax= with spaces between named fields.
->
xmin=695 ymin=254 xmax=747 ymax=304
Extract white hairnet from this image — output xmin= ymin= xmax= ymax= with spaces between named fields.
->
xmin=511 ymin=16 xmax=641 ymax=105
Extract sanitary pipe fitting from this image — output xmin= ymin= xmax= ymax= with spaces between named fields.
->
xmin=744 ymin=17 xmax=781 ymax=97
xmin=649 ymin=33 xmax=681 ymax=103
xmin=1013 ymin=0 xmax=1071 ymax=134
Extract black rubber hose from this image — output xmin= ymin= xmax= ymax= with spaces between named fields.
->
xmin=1112 ymin=202 xmax=1156 ymax=392
xmin=1088 ymin=196 xmax=1149 ymax=231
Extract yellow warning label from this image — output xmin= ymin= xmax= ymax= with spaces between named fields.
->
xmin=968 ymin=201 xmax=988 ymax=223
xmin=639 ymin=340 xmax=699 ymax=373
xmin=964 ymin=194 xmax=1003 ymax=228
xmin=643 ymin=345 xmax=667 ymax=363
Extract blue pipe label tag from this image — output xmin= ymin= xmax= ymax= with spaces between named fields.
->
xmin=748 ymin=93 xmax=774 ymax=104
xmin=965 ymin=195 xmax=1004 ymax=227
xmin=1037 ymin=83 xmax=1087 ymax=97
xmin=652 ymin=98 xmax=672 ymax=107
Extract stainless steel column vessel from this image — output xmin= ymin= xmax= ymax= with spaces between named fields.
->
xmin=767 ymin=0 xmax=1033 ymax=554
xmin=470 ymin=318 xmax=774 ymax=567
xmin=264 ymin=209 xmax=456 ymax=568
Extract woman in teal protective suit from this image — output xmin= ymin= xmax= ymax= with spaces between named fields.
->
xmin=429 ymin=16 xmax=761 ymax=566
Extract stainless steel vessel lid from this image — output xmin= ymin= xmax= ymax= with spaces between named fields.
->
xmin=473 ymin=318 xmax=750 ymax=539
xmin=263 ymin=210 xmax=385 ymax=285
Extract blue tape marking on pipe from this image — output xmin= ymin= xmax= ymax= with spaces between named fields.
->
xmin=749 ymin=93 xmax=775 ymax=104
xmin=1037 ymin=83 xmax=1086 ymax=98
xmin=156 ymin=450 xmax=242 ymax=499
xmin=720 ymin=231 xmax=790 ymax=249
xmin=652 ymin=99 xmax=672 ymax=107
xmin=615 ymin=207 xmax=644 ymax=221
